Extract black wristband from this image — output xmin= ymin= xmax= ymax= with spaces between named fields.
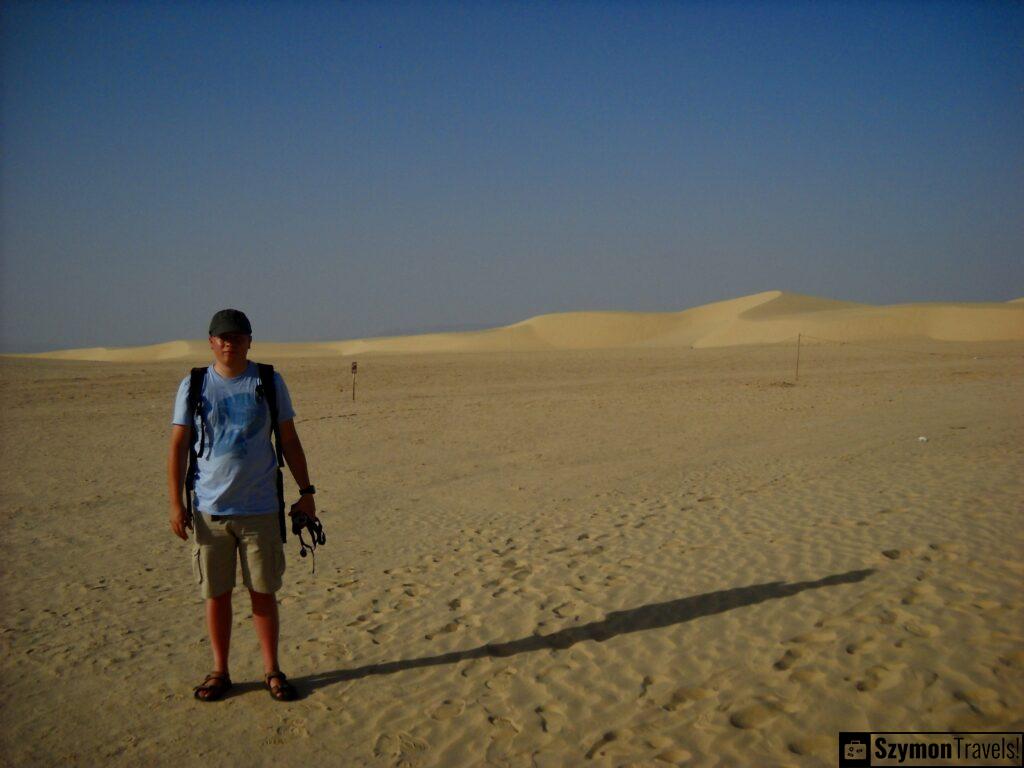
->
xmin=299 ymin=485 xmax=316 ymax=496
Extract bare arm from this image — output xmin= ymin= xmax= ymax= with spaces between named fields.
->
xmin=279 ymin=419 xmax=316 ymax=517
xmin=167 ymin=424 xmax=191 ymax=540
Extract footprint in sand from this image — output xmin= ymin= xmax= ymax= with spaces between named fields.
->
xmin=552 ymin=601 xmax=577 ymax=619
xmin=928 ymin=542 xmax=965 ymax=559
xmin=901 ymin=584 xmax=938 ymax=605
xmin=774 ymin=648 xmax=804 ymax=670
xmin=788 ymin=735 xmax=834 ymax=758
xmin=954 ymin=688 xmax=1005 ymax=717
xmin=534 ymin=705 xmax=566 ymax=734
xmin=876 ymin=608 xmax=911 ymax=626
xmin=664 ymin=686 xmax=715 ymax=711
xmin=844 ymin=637 xmax=878 ymax=655
xmin=639 ymin=675 xmax=654 ymax=699
xmin=485 ymin=667 xmax=518 ymax=691
xmin=654 ymin=746 xmax=693 ymax=763
xmin=728 ymin=703 xmax=780 ymax=729
xmin=789 ymin=667 xmax=826 ymax=685
xmin=999 ymin=650 xmax=1024 ymax=669
xmin=487 ymin=715 xmax=521 ymax=737
xmin=484 ymin=718 xmax=525 ymax=764
xmin=584 ymin=730 xmax=632 ymax=760
xmin=373 ymin=732 xmax=429 ymax=764
xmin=902 ymin=621 xmax=941 ymax=638
xmin=855 ymin=663 xmax=906 ymax=692
xmin=644 ymin=735 xmax=674 ymax=751
xmin=788 ymin=630 xmax=838 ymax=645
xmin=429 ymin=699 xmax=465 ymax=720
xmin=971 ymin=599 xmax=1001 ymax=611
xmin=533 ymin=664 xmax=574 ymax=686
xmin=263 ymin=719 xmax=309 ymax=746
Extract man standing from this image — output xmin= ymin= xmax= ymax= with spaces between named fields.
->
xmin=167 ymin=309 xmax=317 ymax=702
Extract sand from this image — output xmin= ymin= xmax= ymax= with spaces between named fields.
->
xmin=13 ymin=290 xmax=1024 ymax=361
xmin=1 ymin=293 xmax=1022 ymax=767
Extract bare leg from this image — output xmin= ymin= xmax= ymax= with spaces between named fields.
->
xmin=197 ymin=590 xmax=233 ymax=700
xmin=250 ymin=589 xmax=280 ymax=675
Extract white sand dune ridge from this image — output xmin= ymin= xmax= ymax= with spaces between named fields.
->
xmin=8 ymin=290 xmax=1023 ymax=361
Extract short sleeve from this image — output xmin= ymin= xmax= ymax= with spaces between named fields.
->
xmin=274 ymin=372 xmax=296 ymax=421
xmin=171 ymin=375 xmax=191 ymax=426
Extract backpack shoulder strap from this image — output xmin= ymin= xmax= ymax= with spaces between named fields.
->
xmin=256 ymin=362 xmax=287 ymax=543
xmin=187 ymin=367 xmax=206 ymax=410
xmin=184 ymin=366 xmax=207 ymax=525
xmin=187 ymin=366 xmax=208 ymax=458
xmin=256 ymin=363 xmax=280 ymax=434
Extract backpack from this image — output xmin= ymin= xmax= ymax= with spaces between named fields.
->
xmin=184 ymin=363 xmax=287 ymax=542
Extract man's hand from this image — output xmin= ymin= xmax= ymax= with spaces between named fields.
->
xmin=290 ymin=493 xmax=317 ymax=520
xmin=170 ymin=501 xmax=192 ymax=540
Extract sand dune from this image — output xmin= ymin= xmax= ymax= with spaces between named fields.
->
xmin=18 ymin=339 xmax=342 ymax=363
xmin=10 ymin=291 xmax=1024 ymax=362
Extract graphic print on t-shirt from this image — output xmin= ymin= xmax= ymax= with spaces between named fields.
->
xmin=207 ymin=392 xmax=266 ymax=459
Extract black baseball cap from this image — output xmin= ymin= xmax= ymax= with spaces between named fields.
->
xmin=208 ymin=309 xmax=252 ymax=336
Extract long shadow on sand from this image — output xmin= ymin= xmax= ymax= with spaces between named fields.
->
xmin=296 ymin=568 xmax=875 ymax=693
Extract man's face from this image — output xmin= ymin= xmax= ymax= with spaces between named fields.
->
xmin=209 ymin=333 xmax=252 ymax=365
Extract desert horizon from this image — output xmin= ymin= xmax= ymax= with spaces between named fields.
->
xmin=8 ymin=290 xmax=1024 ymax=362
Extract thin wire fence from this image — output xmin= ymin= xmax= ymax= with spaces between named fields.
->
xmin=319 ymin=334 xmax=1016 ymax=412
xmin=680 ymin=335 xmax=801 ymax=366
xmin=799 ymin=334 xmax=982 ymax=359
xmin=673 ymin=332 xmax=1010 ymax=386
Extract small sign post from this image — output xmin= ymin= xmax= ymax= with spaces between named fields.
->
xmin=351 ymin=361 xmax=357 ymax=401
xmin=795 ymin=333 xmax=801 ymax=383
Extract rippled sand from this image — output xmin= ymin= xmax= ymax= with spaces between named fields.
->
xmin=1 ymin=341 xmax=1021 ymax=766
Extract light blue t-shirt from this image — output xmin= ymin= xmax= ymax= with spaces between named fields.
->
xmin=172 ymin=362 xmax=296 ymax=516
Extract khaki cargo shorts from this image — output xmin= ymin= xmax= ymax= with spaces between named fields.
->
xmin=192 ymin=511 xmax=286 ymax=599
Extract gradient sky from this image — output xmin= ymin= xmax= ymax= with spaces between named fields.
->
xmin=2 ymin=1 xmax=1022 ymax=353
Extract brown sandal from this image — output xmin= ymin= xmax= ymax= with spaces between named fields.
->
xmin=193 ymin=672 xmax=232 ymax=702
xmin=265 ymin=671 xmax=297 ymax=702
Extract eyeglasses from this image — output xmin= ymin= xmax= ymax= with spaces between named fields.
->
xmin=211 ymin=334 xmax=249 ymax=347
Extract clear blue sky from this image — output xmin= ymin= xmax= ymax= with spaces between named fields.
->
xmin=2 ymin=1 xmax=1022 ymax=353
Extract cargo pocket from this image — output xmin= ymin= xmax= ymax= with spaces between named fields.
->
xmin=192 ymin=548 xmax=204 ymax=585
